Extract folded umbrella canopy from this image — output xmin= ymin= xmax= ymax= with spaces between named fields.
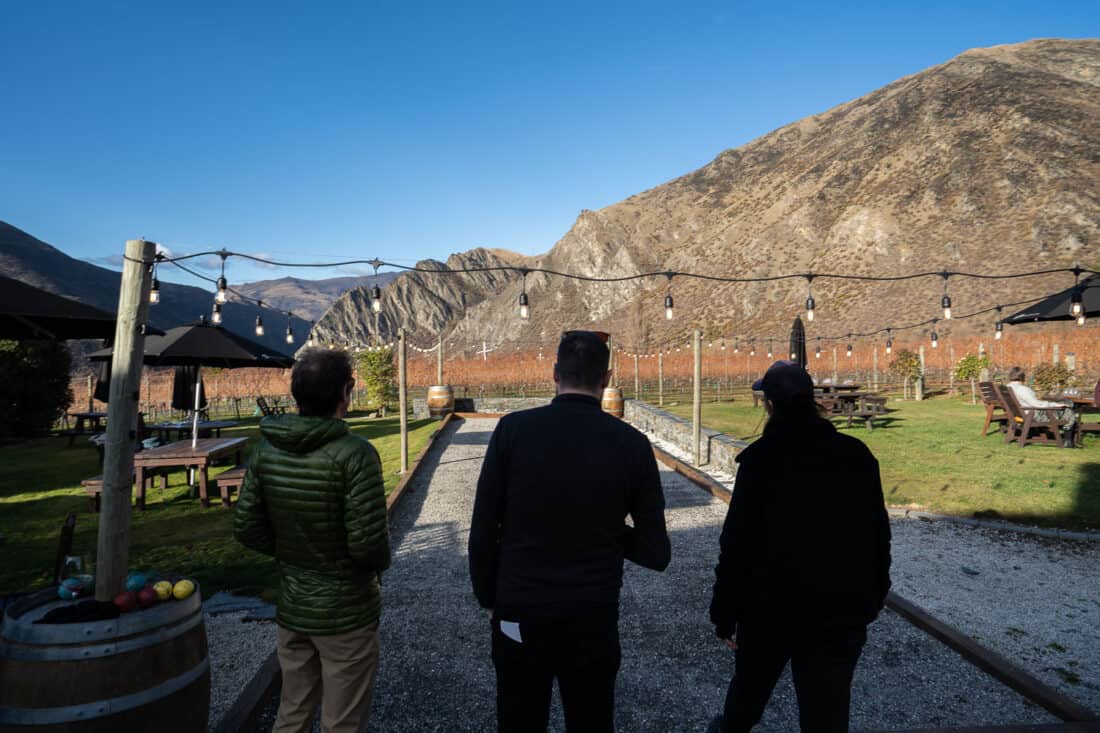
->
xmin=170 ymin=366 xmax=207 ymax=412
xmin=90 ymin=318 xmax=293 ymax=447
xmin=789 ymin=316 xmax=807 ymax=368
xmin=1003 ymin=275 xmax=1100 ymax=324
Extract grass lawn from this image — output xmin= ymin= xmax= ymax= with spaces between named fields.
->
xmin=662 ymin=394 xmax=1100 ymax=530
xmin=0 ymin=413 xmax=440 ymax=597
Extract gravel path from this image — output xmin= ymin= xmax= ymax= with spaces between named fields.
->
xmin=206 ymin=609 xmax=277 ymax=730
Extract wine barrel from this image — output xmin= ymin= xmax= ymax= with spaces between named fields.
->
xmin=601 ymin=387 xmax=624 ymax=418
xmin=0 ymin=585 xmax=209 ymax=733
xmin=427 ymin=385 xmax=455 ymax=419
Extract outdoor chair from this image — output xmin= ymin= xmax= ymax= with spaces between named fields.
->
xmin=978 ymin=381 xmax=1010 ymax=436
xmin=996 ymin=384 xmax=1067 ymax=448
xmin=256 ymin=396 xmax=287 ymax=417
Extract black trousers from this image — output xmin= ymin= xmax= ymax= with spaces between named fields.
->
xmin=722 ymin=623 xmax=867 ymax=733
xmin=490 ymin=615 xmax=621 ymax=733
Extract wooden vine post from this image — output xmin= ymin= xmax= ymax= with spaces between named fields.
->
xmin=436 ymin=334 xmax=443 ymax=385
xmin=398 ymin=328 xmax=408 ymax=473
xmin=658 ymin=352 xmax=664 ymax=406
xmin=692 ymin=329 xmax=702 ymax=467
xmin=95 ymin=239 xmax=155 ymax=601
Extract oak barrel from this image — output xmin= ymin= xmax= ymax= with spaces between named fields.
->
xmin=601 ymin=387 xmax=624 ymax=418
xmin=427 ymin=385 xmax=455 ymax=419
xmin=0 ymin=585 xmax=210 ymax=733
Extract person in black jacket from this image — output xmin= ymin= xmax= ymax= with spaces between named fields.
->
xmin=469 ymin=330 xmax=671 ymax=732
xmin=710 ymin=361 xmax=891 ymax=732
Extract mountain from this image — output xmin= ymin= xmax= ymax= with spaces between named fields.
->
xmin=234 ymin=273 xmax=398 ymax=322
xmin=0 ymin=221 xmax=310 ymax=355
xmin=316 ymin=38 xmax=1099 ymax=351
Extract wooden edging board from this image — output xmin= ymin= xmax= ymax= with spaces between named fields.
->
xmin=860 ymin=724 xmax=1100 ymax=733
xmin=648 ymin=443 xmax=1099 ymax=725
xmin=214 ymin=412 xmax=458 ymax=733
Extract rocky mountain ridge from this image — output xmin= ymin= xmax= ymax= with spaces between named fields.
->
xmin=316 ymin=38 xmax=1099 ymax=352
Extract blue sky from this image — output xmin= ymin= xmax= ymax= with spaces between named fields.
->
xmin=2 ymin=1 xmax=1097 ymax=285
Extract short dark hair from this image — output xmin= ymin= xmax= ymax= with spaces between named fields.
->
xmin=1008 ymin=366 xmax=1026 ymax=382
xmin=292 ymin=348 xmax=354 ymax=417
xmin=555 ymin=331 xmax=610 ymax=391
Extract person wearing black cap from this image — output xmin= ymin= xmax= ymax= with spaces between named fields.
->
xmin=469 ymin=330 xmax=671 ymax=732
xmin=709 ymin=360 xmax=891 ymax=732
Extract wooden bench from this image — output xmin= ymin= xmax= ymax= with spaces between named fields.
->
xmin=978 ymin=381 xmax=1010 ymax=436
xmin=81 ymin=470 xmax=168 ymax=513
xmin=214 ymin=465 xmax=247 ymax=506
xmin=996 ymin=384 xmax=1068 ymax=448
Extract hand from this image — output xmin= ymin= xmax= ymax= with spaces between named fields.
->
xmin=486 ymin=608 xmax=494 ymax=620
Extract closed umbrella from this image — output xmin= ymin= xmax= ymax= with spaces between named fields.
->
xmin=90 ymin=318 xmax=292 ymax=448
xmin=789 ymin=316 xmax=807 ymax=368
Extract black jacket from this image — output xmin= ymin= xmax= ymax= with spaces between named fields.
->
xmin=710 ymin=418 xmax=891 ymax=638
xmin=469 ymin=393 xmax=671 ymax=621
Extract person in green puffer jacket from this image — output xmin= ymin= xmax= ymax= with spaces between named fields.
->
xmin=235 ymin=348 xmax=390 ymax=733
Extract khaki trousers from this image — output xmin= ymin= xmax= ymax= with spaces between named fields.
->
xmin=275 ymin=621 xmax=380 ymax=733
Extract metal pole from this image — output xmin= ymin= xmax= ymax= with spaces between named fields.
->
xmin=437 ymin=334 xmax=443 ymax=385
xmin=399 ymin=328 xmax=408 ymax=473
xmin=96 ymin=239 xmax=154 ymax=601
xmin=658 ymin=352 xmax=664 ymax=407
xmin=693 ymin=329 xmax=702 ymax=466
xmin=634 ymin=353 xmax=639 ymax=400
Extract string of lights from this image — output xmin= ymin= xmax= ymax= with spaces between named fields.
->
xmin=146 ymin=247 xmax=1094 ymax=354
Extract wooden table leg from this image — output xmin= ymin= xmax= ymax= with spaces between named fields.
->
xmin=198 ymin=464 xmax=210 ymax=508
xmin=134 ymin=465 xmax=146 ymax=510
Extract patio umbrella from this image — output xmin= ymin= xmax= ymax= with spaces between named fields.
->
xmin=90 ymin=318 xmax=292 ymax=448
xmin=1003 ymin=275 xmax=1100 ymax=324
xmin=170 ymin=366 xmax=207 ymax=412
xmin=789 ymin=316 xmax=807 ymax=368
xmin=0 ymin=275 xmax=119 ymax=340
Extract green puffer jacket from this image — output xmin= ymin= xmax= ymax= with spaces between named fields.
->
xmin=234 ymin=415 xmax=391 ymax=635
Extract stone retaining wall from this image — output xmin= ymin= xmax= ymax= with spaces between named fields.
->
xmin=412 ymin=396 xmax=550 ymax=418
xmin=623 ymin=400 xmax=747 ymax=475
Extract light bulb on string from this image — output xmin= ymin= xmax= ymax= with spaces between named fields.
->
xmin=995 ymin=321 xmax=1003 ymax=340
xmin=930 ymin=320 xmax=939 ymax=349
xmin=370 ymin=285 xmax=382 ymax=314
xmin=1077 ymin=313 xmax=1086 ymax=326
xmin=255 ymin=301 xmax=265 ymax=337
xmin=940 ymin=273 xmax=952 ymax=319
xmin=885 ymin=335 xmax=893 ymax=355
xmin=766 ymin=341 xmax=772 ymax=359
xmin=846 ymin=342 xmax=853 ymax=358
xmin=815 ymin=345 xmax=821 ymax=359
xmin=306 ymin=322 xmax=315 ymax=348
xmin=805 ymin=274 xmax=815 ymax=322
xmin=211 ymin=302 xmax=223 ymax=324
xmin=1070 ymin=287 xmax=1083 ymax=318
xmin=149 ymin=261 xmax=160 ymax=304
xmin=518 ymin=271 xmax=530 ymax=320
xmin=285 ymin=312 xmax=294 ymax=345
xmin=750 ymin=345 xmax=756 ymax=357
xmin=663 ymin=272 xmax=674 ymax=320
xmin=214 ymin=252 xmax=229 ymax=304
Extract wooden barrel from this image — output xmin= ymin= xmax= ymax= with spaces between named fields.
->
xmin=427 ymin=385 xmax=455 ymax=419
xmin=601 ymin=387 xmax=624 ymax=418
xmin=0 ymin=585 xmax=209 ymax=733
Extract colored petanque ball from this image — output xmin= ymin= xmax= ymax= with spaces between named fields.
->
xmin=113 ymin=591 xmax=139 ymax=613
xmin=153 ymin=580 xmax=173 ymax=601
xmin=125 ymin=573 xmax=148 ymax=592
xmin=172 ymin=579 xmax=195 ymax=600
xmin=138 ymin=586 xmax=159 ymax=608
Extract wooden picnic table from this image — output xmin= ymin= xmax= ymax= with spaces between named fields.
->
xmin=1044 ymin=395 xmax=1099 ymax=447
xmin=148 ymin=420 xmax=238 ymax=442
xmin=133 ymin=437 xmax=247 ymax=509
xmin=816 ymin=384 xmax=862 ymax=394
xmin=67 ymin=411 xmax=108 ymax=434
xmin=827 ymin=391 xmax=891 ymax=430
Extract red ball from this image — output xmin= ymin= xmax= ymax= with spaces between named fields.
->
xmin=113 ymin=591 xmax=138 ymax=613
xmin=137 ymin=586 xmax=159 ymax=608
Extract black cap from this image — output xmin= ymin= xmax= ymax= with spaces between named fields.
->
xmin=752 ymin=360 xmax=814 ymax=402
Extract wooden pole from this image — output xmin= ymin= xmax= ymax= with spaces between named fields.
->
xmin=693 ymin=329 xmax=702 ymax=466
xmin=917 ymin=346 xmax=926 ymax=401
xmin=658 ymin=352 xmax=664 ymax=407
xmin=399 ymin=328 xmax=408 ymax=473
xmin=607 ymin=335 xmax=615 ymax=387
xmin=872 ymin=348 xmax=879 ymax=392
xmin=436 ymin=334 xmax=443 ymax=385
xmin=86 ymin=373 xmax=94 ymax=411
xmin=633 ymin=353 xmax=639 ymax=400
xmin=832 ymin=347 xmax=838 ymax=384
xmin=95 ymin=239 xmax=155 ymax=602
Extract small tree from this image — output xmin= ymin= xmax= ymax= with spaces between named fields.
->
xmin=889 ymin=349 xmax=922 ymax=400
xmin=1033 ymin=362 xmax=1072 ymax=396
xmin=355 ymin=348 xmax=397 ymax=415
xmin=954 ymin=353 xmax=991 ymax=405
xmin=0 ymin=339 xmax=73 ymax=439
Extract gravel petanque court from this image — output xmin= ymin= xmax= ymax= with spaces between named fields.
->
xmin=257 ymin=416 xmax=1082 ymax=731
